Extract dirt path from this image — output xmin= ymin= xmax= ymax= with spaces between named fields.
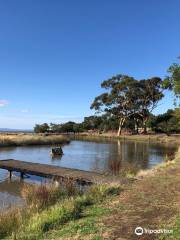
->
xmin=102 ymin=161 xmax=180 ymax=240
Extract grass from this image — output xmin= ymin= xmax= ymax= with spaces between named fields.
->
xmin=77 ymin=132 xmax=180 ymax=144
xmin=168 ymin=216 xmax=180 ymax=239
xmin=43 ymin=205 xmax=112 ymax=240
xmin=0 ymin=183 xmax=120 ymax=240
xmin=0 ymin=133 xmax=70 ymax=147
xmin=15 ymin=197 xmax=87 ymax=240
xmin=97 ymin=150 xmax=180 ymax=240
xmin=21 ymin=181 xmax=82 ymax=210
xmin=0 ymin=207 xmax=25 ymax=239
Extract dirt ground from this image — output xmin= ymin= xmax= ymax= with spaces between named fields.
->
xmin=102 ymin=159 xmax=180 ymax=240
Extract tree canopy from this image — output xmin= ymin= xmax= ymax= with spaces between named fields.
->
xmin=91 ymin=75 xmax=163 ymax=135
xmin=163 ymin=57 xmax=180 ymax=96
xmin=33 ymin=62 xmax=180 ymax=135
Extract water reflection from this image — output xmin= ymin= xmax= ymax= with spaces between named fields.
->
xmin=0 ymin=138 xmax=178 ymax=208
xmin=0 ymin=179 xmax=24 ymax=209
xmin=51 ymin=155 xmax=63 ymax=161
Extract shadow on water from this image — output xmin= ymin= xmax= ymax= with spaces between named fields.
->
xmin=51 ymin=155 xmax=63 ymax=161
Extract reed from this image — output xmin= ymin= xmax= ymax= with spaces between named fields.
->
xmin=0 ymin=133 xmax=70 ymax=147
xmin=0 ymin=207 xmax=25 ymax=239
xmin=0 ymin=183 xmax=120 ymax=239
xmin=21 ymin=182 xmax=79 ymax=210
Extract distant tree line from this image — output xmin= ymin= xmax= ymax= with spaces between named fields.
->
xmin=34 ymin=108 xmax=179 ymax=135
xmin=34 ymin=58 xmax=180 ymax=135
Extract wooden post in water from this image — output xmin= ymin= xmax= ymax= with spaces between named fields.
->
xmin=9 ymin=170 xmax=12 ymax=180
xmin=20 ymin=172 xmax=24 ymax=180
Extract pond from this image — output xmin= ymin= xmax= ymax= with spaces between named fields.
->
xmin=0 ymin=138 xmax=178 ymax=209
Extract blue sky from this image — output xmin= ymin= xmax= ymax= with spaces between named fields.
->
xmin=0 ymin=0 xmax=179 ymax=129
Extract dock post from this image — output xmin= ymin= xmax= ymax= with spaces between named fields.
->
xmin=20 ymin=172 xmax=24 ymax=180
xmin=9 ymin=170 xmax=12 ymax=180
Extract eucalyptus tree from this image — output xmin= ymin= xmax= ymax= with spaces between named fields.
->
xmin=164 ymin=57 xmax=180 ymax=97
xmin=136 ymin=77 xmax=164 ymax=133
xmin=91 ymin=75 xmax=140 ymax=136
xmin=34 ymin=123 xmax=49 ymax=133
xmin=82 ymin=116 xmax=103 ymax=130
xmin=91 ymin=75 xmax=163 ymax=135
xmin=163 ymin=57 xmax=180 ymax=121
xmin=49 ymin=123 xmax=62 ymax=133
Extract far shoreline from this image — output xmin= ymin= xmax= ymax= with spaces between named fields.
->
xmin=0 ymin=133 xmax=70 ymax=147
xmin=74 ymin=132 xmax=180 ymax=145
xmin=0 ymin=132 xmax=179 ymax=147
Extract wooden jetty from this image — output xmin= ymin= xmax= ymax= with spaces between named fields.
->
xmin=0 ymin=159 xmax=120 ymax=185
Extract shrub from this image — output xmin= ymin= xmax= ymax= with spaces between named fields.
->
xmin=21 ymin=182 xmax=80 ymax=211
xmin=0 ymin=207 xmax=24 ymax=239
xmin=21 ymin=183 xmax=64 ymax=210
xmin=16 ymin=197 xmax=89 ymax=239
xmin=2 ymin=183 xmax=121 ymax=239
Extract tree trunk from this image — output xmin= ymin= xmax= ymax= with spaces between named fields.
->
xmin=143 ymin=118 xmax=147 ymax=134
xmin=117 ymin=118 xmax=125 ymax=136
xmin=134 ymin=119 xmax=139 ymax=134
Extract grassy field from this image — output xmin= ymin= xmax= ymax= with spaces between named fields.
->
xmin=0 ymin=133 xmax=70 ymax=147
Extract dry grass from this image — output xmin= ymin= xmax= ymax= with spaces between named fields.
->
xmin=0 ymin=133 xmax=70 ymax=147
xmin=0 ymin=182 xmax=120 ymax=239
xmin=101 ymin=152 xmax=180 ymax=240
xmin=0 ymin=207 xmax=26 ymax=239
xmin=78 ymin=132 xmax=180 ymax=144
xmin=21 ymin=182 xmax=80 ymax=210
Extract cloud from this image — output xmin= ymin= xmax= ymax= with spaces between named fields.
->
xmin=0 ymin=99 xmax=9 ymax=107
xmin=21 ymin=109 xmax=30 ymax=113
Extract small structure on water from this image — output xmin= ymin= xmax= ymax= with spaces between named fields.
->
xmin=51 ymin=147 xmax=63 ymax=156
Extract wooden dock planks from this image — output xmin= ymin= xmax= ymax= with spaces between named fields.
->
xmin=0 ymin=159 xmax=120 ymax=184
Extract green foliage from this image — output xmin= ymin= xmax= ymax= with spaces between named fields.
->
xmin=149 ymin=109 xmax=180 ymax=134
xmin=33 ymin=68 xmax=180 ymax=135
xmin=170 ymin=216 xmax=180 ymax=239
xmin=34 ymin=123 xmax=49 ymax=133
xmin=35 ymin=121 xmax=84 ymax=134
xmin=83 ymin=116 xmax=103 ymax=130
xmin=16 ymin=198 xmax=84 ymax=239
xmin=1 ymin=183 xmax=120 ymax=240
xmin=90 ymin=74 xmax=163 ymax=134
xmin=164 ymin=58 xmax=180 ymax=96
xmin=43 ymin=205 xmax=111 ymax=239
xmin=22 ymin=184 xmax=70 ymax=210
xmin=34 ymin=107 xmax=179 ymax=135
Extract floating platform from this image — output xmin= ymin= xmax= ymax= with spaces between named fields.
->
xmin=0 ymin=159 xmax=120 ymax=185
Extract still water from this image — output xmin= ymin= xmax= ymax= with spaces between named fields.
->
xmin=0 ymin=138 xmax=178 ymax=208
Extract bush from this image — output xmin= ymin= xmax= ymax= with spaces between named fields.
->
xmin=87 ymin=185 xmax=122 ymax=203
xmin=16 ymin=197 xmax=92 ymax=240
xmin=0 ymin=207 xmax=24 ymax=239
xmin=2 ymin=183 xmax=121 ymax=239
xmin=21 ymin=183 xmax=77 ymax=210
